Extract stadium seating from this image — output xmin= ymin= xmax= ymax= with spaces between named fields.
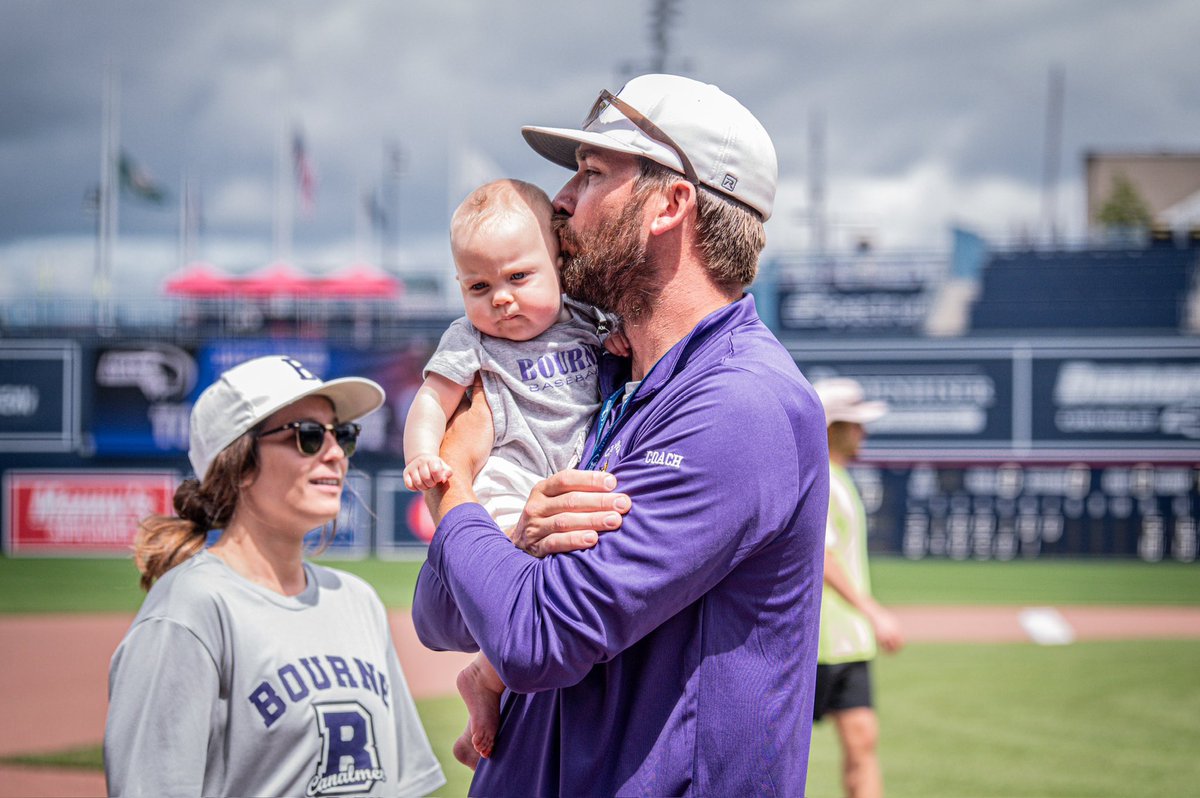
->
xmin=968 ymin=244 xmax=1199 ymax=334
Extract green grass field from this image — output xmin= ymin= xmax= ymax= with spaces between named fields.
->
xmin=1 ymin=555 xmax=1197 ymax=797
xmin=0 ymin=554 xmax=429 ymax=613
xmin=807 ymin=639 xmax=1200 ymax=798
xmin=2 ymin=554 xmax=1198 ymax=612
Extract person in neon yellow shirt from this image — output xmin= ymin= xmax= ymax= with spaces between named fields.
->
xmin=812 ymin=378 xmax=906 ymax=798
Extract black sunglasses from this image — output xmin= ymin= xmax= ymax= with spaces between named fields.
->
xmin=257 ymin=420 xmax=362 ymax=457
xmin=582 ymin=89 xmax=700 ymax=185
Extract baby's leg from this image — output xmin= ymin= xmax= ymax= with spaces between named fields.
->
xmin=453 ymin=652 xmax=506 ymax=768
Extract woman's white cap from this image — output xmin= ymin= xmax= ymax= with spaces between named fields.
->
xmin=188 ymin=355 xmax=385 ymax=481
xmin=522 ymin=73 xmax=778 ymax=220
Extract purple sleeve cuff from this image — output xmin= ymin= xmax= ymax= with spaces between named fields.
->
xmin=411 ymin=502 xmax=501 ymax=653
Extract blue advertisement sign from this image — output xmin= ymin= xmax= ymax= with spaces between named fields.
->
xmin=90 ymin=338 xmax=437 ymax=463
xmin=194 ymin=340 xmax=431 ymax=461
xmin=90 ymin=343 xmax=198 ymax=455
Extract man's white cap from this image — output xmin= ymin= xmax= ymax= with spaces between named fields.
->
xmin=813 ymin=377 xmax=889 ymax=427
xmin=522 ymin=73 xmax=778 ymax=220
xmin=188 ymin=355 xmax=385 ymax=481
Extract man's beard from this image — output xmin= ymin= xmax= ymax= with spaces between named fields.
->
xmin=553 ymin=194 xmax=660 ymax=323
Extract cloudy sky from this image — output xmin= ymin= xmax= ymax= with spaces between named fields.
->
xmin=1 ymin=0 xmax=1197 ymax=296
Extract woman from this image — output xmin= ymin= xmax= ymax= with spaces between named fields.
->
xmin=104 ymin=355 xmax=445 ymax=798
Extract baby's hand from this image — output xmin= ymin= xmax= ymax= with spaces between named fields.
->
xmin=603 ymin=329 xmax=631 ymax=357
xmin=404 ymin=454 xmax=454 ymax=491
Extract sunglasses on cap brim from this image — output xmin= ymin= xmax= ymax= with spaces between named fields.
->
xmin=256 ymin=420 xmax=362 ymax=457
xmin=582 ymin=89 xmax=699 ymax=185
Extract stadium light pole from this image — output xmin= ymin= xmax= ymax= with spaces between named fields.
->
xmin=1041 ymin=64 xmax=1065 ymax=247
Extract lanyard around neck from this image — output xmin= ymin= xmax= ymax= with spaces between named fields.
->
xmin=585 ymin=384 xmax=637 ymax=471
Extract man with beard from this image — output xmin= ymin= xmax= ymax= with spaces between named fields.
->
xmin=413 ymin=74 xmax=829 ymax=797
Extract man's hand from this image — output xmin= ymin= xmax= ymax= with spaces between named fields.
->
xmin=425 ymin=378 xmax=494 ymax=524
xmin=440 ymin=377 xmax=494 ymax=482
xmin=823 ymin=551 xmax=905 ymax=654
xmin=510 ymin=470 xmax=631 ymax=558
xmin=865 ymin=602 xmax=905 ymax=654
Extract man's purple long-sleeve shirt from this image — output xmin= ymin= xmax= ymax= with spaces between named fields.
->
xmin=413 ymin=295 xmax=828 ymax=797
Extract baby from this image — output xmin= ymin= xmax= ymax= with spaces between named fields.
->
xmin=403 ymin=178 xmax=625 ymax=768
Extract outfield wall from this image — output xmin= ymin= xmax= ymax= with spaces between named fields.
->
xmin=1 ymin=335 xmax=1196 ymax=562
xmin=788 ymin=337 xmax=1200 ymax=562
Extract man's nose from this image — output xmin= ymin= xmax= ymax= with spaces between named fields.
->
xmin=553 ymin=176 xmax=579 ymax=215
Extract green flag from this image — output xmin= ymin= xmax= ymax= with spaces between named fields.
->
xmin=119 ymin=151 xmax=168 ymax=204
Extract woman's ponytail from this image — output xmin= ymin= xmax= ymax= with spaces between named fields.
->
xmin=132 ymin=434 xmax=256 ymax=590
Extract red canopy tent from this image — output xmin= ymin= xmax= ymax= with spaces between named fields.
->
xmin=163 ymin=261 xmax=402 ymax=299
xmin=237 ymin=261 xmax=310 ymax=297
xmin=162 ymin=262 xmax=239 ymax=298
xmin=314 ymin=263 xmax=403 ymax=298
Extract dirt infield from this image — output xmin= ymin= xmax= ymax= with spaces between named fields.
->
xmin=892 ymin=604 xmax=1200 ymax=643
xmin=1 ymin=606 xmax=1197 ymax=797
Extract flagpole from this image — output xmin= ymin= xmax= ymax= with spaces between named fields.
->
xmin=95 ymin=60 xmax=119 ymax=331
xmin=178 ymin=170 xmax=199 ymax=269
xmin=273 ymin=116 xmax=292 ymax=264
xmin=109 ymin=69 xmax=120 ymax=291
xmin=808 ymin=109 xmax=827 ymax=257
xmin=1041 ymin=64 xmax=1065 ymax=246
xmin=388 ymin=143 xmax=403 ymax=272
xmin=96 ymin=63 xmax=109 ymax=292
xmin=355 ymin=175 xmax=368 ymax=263
xmin=177 ymin=169 xmax=186 ymax=269
xmin=274 ymin=12 xmax=297 ymax=268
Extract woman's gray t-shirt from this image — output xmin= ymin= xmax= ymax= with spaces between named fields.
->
xmin=104 ymin=551 xmax=445 ymax=798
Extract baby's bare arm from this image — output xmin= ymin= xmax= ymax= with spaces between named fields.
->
xmin=404 ymin=374 xmax=470 ymax=490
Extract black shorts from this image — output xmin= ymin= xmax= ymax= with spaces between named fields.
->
xmin=812 ymin=660 xmax=874 ymax=721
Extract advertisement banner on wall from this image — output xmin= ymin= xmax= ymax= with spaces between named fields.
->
xmin=90 ymin=343 xmax=198 ymax=456
xmin=373 ymin=471 xmax=436 ymax=558
xmin=778 ymin=286 xmax=932 ymax=333
xmin=90 ymin=339 xmax=437 ymax=465
xmin=195 ymin=341 xmax=431 ymax=460
xmin=1032 ymin=356 xmax=1200 ymax=449
xmin=795 ymin=354 xmax=1014 ymax=447
xmin=773 ymin=253 xmax=942 ymax=334
xmin=3 ymin=470 xmax=178 ymax=555
xmin=0 ymin=341 xmax=81 ymax=452
xmin=788 ymin=338 xmax=1200 ymax=460
xmin=4 ymin=469 xmax=375 ymax=558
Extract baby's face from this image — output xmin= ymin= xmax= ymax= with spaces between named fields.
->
xmin=455 ymin=216 xmax=564 ymax=341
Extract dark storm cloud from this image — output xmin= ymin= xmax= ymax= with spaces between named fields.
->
xmin=1 ymin=0 xmax=1197 ymax=261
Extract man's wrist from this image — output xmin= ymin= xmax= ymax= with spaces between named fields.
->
xmin=424 ymin=469 xmax=478 ymax=525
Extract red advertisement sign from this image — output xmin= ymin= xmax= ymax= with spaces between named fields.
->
xmin=4 ymin=471 xmax=178 ymax=555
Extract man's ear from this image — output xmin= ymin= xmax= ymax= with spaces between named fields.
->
xmin=649 ymin=180 xmax=696 ymax=237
